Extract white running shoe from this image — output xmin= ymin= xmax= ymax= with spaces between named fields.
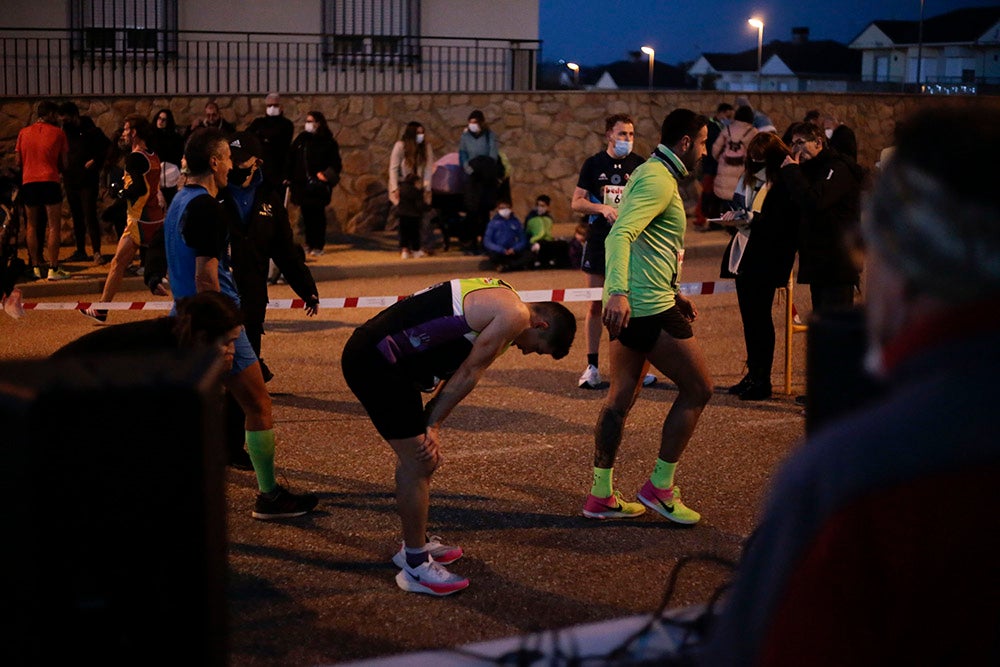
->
xmin=391 ymin=535 xmax=463 ymax=569
xmin=578 ymin=364 xmax=602 ymax=389
xmin=3 ymin=288 xmax=24 ymax=319
xmin=395 ymin=559 xmax=469 ymax=596
xmin=412 ymin=249 xmax=427 ymax=259
xmin=400 ymin=249 xmax=412 ymax=259
xmin=642 ymin=373 xmax=657 ymax=387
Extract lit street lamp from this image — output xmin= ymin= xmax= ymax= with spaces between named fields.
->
xmin=640 ymin=45 xmax=654 ymax=89
xmin=566 ymin=61 xmax=580 ymax=87
xmin=748 ymin=18 xmax=764 ymax=91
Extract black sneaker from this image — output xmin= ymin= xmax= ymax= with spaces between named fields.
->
xmin=227 ymin=448 xmax=254 ymax=471
xmin=259 ymin=358 xmax=275 ymax=383
xmin=252 ymin=484 xmax=318 ymax=520
xmin=728 ymin=374 xmax=752 ymax=395
xmin=739 ymin=381 xmax=773 ymax=401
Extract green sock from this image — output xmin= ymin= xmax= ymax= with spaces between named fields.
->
xmin=245 ymin=429 xmax=277 ymax=493
xmin=591 ymin=467 xmax=613 ymax=498
xmin=650 ymin=458 xmax=677 ymax=490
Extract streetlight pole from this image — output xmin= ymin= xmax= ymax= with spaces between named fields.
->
xmin=916 ymin=0 xmax=925 ymax=91
xmin=748 ymin=18 xmax=764 ymax=92
xmin=566 ymin=62 xmax=580 ymax=88
xmin=641 ymin=45 xmax=655 ymax=89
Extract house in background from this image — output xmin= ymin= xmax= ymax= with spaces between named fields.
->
xmin=558 ymin=53 xmax=693 ymax=90
xmin=688 ymin=28 xmax=861 ymax=93
xmin=1 ymin=0 xmax=541 ymax=96
xmin=849 ymin=5 xmax=1000 ymax=94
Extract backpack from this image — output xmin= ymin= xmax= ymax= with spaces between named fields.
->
xmin=722 ymin=125 xmax=753 ymax=166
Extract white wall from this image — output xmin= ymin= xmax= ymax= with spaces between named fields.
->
xmin=4 ymin=0 xmax=68 ymax=29
xmin=422 ymin=0 xmax=538 ymax=40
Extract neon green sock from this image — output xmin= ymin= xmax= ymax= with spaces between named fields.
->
xmin=245 ymin=429 xmax=277 ymax=493
xmin=650 ymin=458 xmax=677 ymax=490
xmin=590 ymin=467 xmax=613 ymax=498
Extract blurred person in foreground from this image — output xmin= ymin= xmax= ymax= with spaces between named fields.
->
xmin=704 ymin=107 xmax=1000 ymax=665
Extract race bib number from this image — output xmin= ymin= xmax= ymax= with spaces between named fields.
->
xmin=603 ymin=185 xmax=626 ymax=208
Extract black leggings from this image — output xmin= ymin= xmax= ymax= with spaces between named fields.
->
xmin=736 ymin=277 xmax=777 ymax=383
xmin=398 ymin=215 xmax=421 ymax=251
xmin=301 ymin=202 xmax=327 ymax=250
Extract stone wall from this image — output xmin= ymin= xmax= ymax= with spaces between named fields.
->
xmin=2 ymin=91 xmax=997 ymax=240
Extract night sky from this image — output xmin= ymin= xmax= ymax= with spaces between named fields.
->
xmin=539 ymin=0 xmax=997 ymax=66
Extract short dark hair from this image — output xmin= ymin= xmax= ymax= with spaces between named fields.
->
xmin=605 ymin=113 xmax=634 ymax=133
xmin=716 ymin=103 xmax=734 ymax=114
xmin=172 ymin=292 xmax=243 ymax=348
xmin=804 ymin=109 xmax=820 ymax=122
xmin=469 ymin=109 xmax=485 ymax=123
xmin=660 ymin=109 xmax=708 ymax=148
xmin=536 ymin=194 xmax=551 ymax=205
xmin=531 ymin=301 xmax=577 ymax=360
xmin=734 ymin=105 xmax=755 ymax=124
xmin=59 ymin=101 xmax=80 ymax=117
xmin=184 ymin=127 xmax=228 ymax=176
xmin=123 ymin=113 xmax=154 ymax=144
xmin=789 ymin=121 xmax=824 ymax=143
xmin=36 ymin=100 xmax=59 ymax=119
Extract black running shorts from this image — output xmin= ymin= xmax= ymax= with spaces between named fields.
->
xmin=341 ymin=329 xmax=427 ymax=441
xmin=20 ymin=181 xmax=62 ymax=206
xmin=615 ymin=304 xmax=693 ymax=352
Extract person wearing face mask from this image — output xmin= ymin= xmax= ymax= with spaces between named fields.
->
xmin=704 ymin=107 xmax=1000 ymax=667
xmin=220 ymin=132 xmax=319 ymax=371
xmin=781 ymin=122 xmax=864 ymax=315
xmin=482 ymin=198 xmax=530 ymax=272
xmin=571 ymin=113 xmax=655 ymax=390
xmin=524 ymin=194 xmax=570 ymax=268
xmin=389 ymin=121 xmax=434 ymax=259
xmin=458 ymin=109 xmax=500 ymax=254
xmin=247 ymin=93 xmax=295 ymax=196
xmin=718 ymin=133 xmax=800 ymax=401
xmin=287 ymin=110 xmax=342 ymax=256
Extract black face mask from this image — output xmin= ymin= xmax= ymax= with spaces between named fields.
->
xmin=228 ymin=166 xmax=253 ymax=185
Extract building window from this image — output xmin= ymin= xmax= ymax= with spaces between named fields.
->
xmin=69 ymin=0 xmax=178 ymax=59
xmin=322 ymin=0 xmax=421 ymax=66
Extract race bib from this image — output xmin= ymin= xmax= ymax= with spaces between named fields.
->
xmin=603 ymin=184 xmax=626 ymax=208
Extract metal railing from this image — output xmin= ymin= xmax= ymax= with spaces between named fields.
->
xmin=0 ymin=28 xmax=540 ymax=96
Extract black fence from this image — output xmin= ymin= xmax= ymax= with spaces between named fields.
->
xmin=0 ymin=28 xmax=540 ymax=96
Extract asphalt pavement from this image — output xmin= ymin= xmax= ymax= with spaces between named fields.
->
xmin=3 ymin=223 xmax=814 ymax=666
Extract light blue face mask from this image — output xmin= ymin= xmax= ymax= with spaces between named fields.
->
xmin=613 ymin=140 xmax=633 ymax=158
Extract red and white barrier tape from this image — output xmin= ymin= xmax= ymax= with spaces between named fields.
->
xmin=21 ymin=281 xmax=735 ymax=311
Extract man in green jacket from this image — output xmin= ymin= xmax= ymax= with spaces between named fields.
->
xmin=582 ymin=109 xmax=713 ymax=525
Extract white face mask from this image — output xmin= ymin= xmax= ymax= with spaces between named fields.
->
xmin=825 ymin=128 xmax=834 ymax=139
xmin=497 ymin=207 xmax=512 ymax=219
xmin=266 ymin=105 xmax=280 ymax=117
xmin=468 ymin=122 xmax=480 ymax=134
xmin=416 ymin=133 xmax=425 ymax=144
xmin=304 ymin=121 xmax=317 ymax=134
